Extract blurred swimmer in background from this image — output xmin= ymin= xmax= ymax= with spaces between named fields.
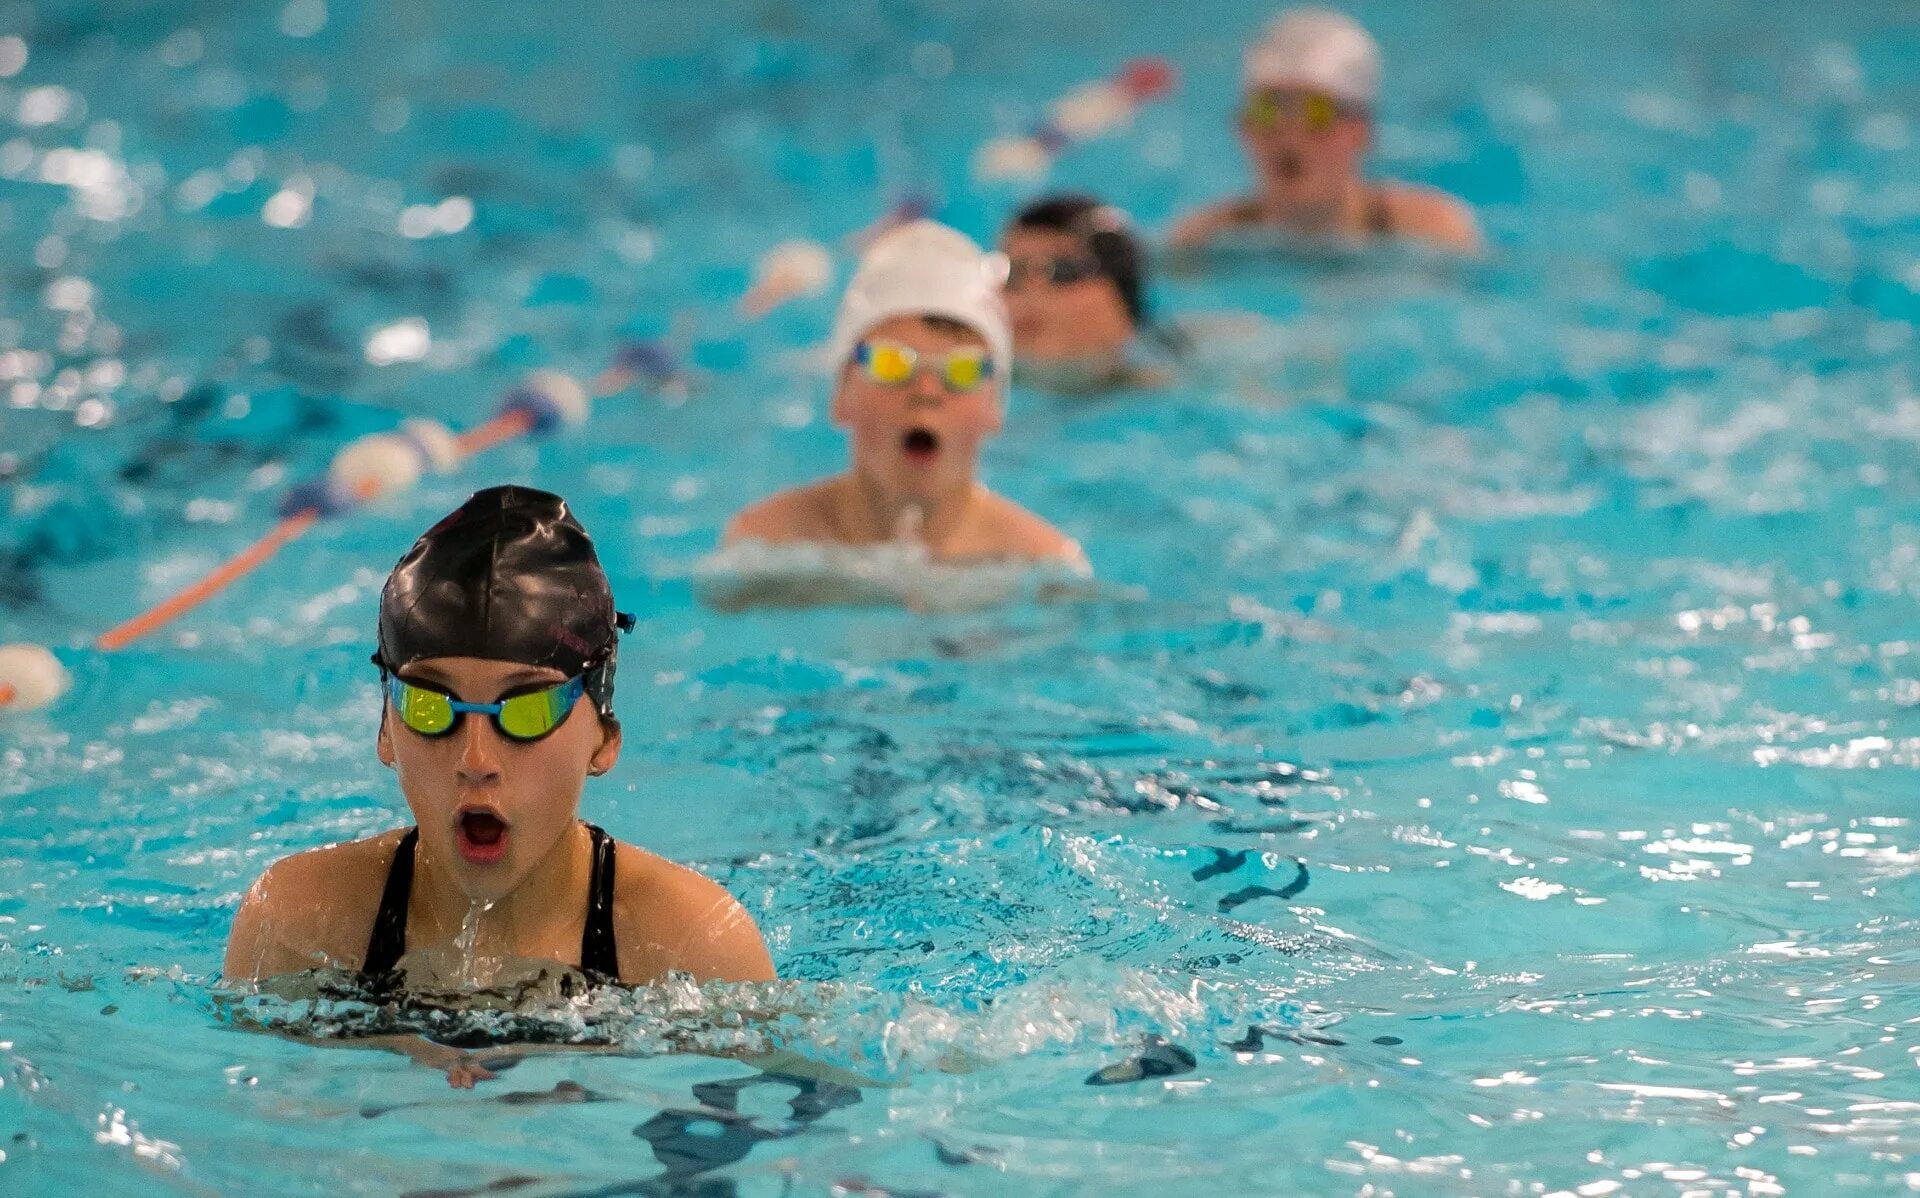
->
xmin=1171 ymin=7 xmax=1480 ymax=254
xmin=999 ymin=194 xmax=1175 ymax=395
xmin=722 ymin=221 xmax=1085 ymax=570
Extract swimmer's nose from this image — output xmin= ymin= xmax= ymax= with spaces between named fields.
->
xmin=454 ymin=719 xmax=504 ymax=788
xmin=907 ymin=368 xmax=946 ymax=406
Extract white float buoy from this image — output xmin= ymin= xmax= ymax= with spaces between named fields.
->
xmin=495 ymin=369 xmax=591 ymax=436
xmin=329 ymin=432 xmax=427 ymax=500
xmin=740 ymin=240 xmax=835 ymax=316
xmin=525 ymin=370 xmax=590 ymax=428
xmin=1049 ymin=82 xmax=1133 ymax=139
xmin=973 ymin=135 xmax=1053 ymax=180
xmin=398 ymin=418 xmax=462 ymax=473
xmin=0 ymin=643 xmax=69 ymax=712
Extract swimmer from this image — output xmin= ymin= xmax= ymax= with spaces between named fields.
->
xmin=226 ymin=486 xmax=775 ymax=1002
xmin=999 ymin=194 xmax=1174 ymax=395
xmin=1170 ymin=8 xmax=1481 ymax=254
xmin=723 ymin=220 xmax=1084 ymax=566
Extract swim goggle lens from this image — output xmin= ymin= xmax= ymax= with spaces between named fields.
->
xmin=854 ymin=340 xmax=995 ymax=391
xmin=1005 ymin=255 xmax=1105 ymax=289
xmin=1242 ymin=90 xmax=1350 ymax=134
xmin=387 ymin=675 xmax=586 ymax=741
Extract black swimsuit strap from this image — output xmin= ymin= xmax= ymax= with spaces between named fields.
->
xmin=359 ymin=822 xmax=619 ymax=984
xmin=580 ymin=823 xmax=621 ymax=980
xmin=1366 ymin=189 xmax=1395 ymax=236
xmin=362 ymin=827 xmax=418 ymax=979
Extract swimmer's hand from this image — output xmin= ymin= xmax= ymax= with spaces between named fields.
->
xmin=363 ymin=1035 xmax=502 ymax=1087
xmin=444 ymin=1055 xmax=498 ymax=1089
xmin=352 ymin=1034 xmax=531 ymax=1088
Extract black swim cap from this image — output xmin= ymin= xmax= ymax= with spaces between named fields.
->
xmin=375 ymin=485 xmax=632 ymax=718
xmin=1009 ymin=193 xmax=1149 ymax=326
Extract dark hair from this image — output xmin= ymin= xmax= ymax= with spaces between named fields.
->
xmin=1008 ymin=193 xmax=1149 ymax=326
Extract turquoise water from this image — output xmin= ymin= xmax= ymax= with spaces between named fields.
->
xmin=5 ymin=0 xmax=1920 ymax=1192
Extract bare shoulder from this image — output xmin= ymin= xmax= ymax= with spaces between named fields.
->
xmin=967 ymin=489 xmax=1087 ymax=565
xmin=1169 ymin=198 xmax=1260 ymax=250
xmin=722 ymin=481 xmax=837 ymax=546
xmin=223 ymin=830 xmax=405 ymax=981
xmin=609 ymin=842 xmax=775 ymax=985
xmin=1382 ymin=183 xmax=1482 ymax=253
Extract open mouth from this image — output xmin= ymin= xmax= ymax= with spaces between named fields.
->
xmin=902 ymin=426 xmax=940 ymax=463
xmin=455 ymin=808 xmax=510 ymax=864
xmin=1274 ymin=150 xmax=1304 ymax=182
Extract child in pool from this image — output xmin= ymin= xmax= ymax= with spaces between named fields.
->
xmin=226 ymin=487 xmax=774 ymax=1017
xmin=999 ymin=194 xmax=1175 ymax=396
xmin=1170 ymin=7 xmax=1480 ymax=254
xmin=723 ymin=220 xmax=1084 ymax=566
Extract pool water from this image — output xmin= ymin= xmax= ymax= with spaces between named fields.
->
xmin=4 ymin=0 xmax=1920 ymax=1192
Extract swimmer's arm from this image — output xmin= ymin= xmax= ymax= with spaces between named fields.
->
xmin=259 ymin=1028 xmax=549 ymax=1089
xmin=659 ymin=888 xmax=777 ymax=984
xmin=223 ymin=864 xmax=354 ymax=982
xmin=1390 ymin=187 xmax=1483 ymax=254
xmin=617 ymin=856 xmax=776 ymax=985
xmin=352 ymin=1036 xmax=615 ymax=1088
xmin=997 ymin=499 xmax=1090 ymax=571
xmin=719 ymin=508 xmax=777 ymax=547
xmin=223 ymin=836 xmax=396 ymax=982
xmin=720 ymin=485 xmax=832 ymax=548
xmin=224 ymin=886 xmax=307 ymax=981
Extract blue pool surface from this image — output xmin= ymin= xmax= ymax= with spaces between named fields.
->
xmin=4 ymin=0 xmax=1920 ymax=1192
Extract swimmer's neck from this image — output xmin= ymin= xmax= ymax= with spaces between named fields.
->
xmin=830 ymin=470 xmax=980 ymax=550
xmin=409 ymin=820 xmax=594 ymax=964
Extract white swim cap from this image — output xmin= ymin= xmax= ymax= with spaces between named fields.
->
xmin=1243 ymin=7 xmax=1381 ymax=107
xmin=825 ymin=219 xmax=1013 ymax=382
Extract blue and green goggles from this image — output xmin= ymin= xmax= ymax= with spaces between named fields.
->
xmin=386 ymin=674 xmax=587 ymax=742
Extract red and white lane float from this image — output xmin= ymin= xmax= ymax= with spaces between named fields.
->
xmin=973 ymin=57 xmax=1179 ymax=180
xmin=0 ymin=353 xmax=670 ymax=714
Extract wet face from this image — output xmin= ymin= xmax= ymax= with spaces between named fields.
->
xmin=832 ymin=313 xmax=1003 ymax=504
xmin=1000 ymin=227 xmax=1135 ymax=363
xmin=377 ymin=656 xmax=620 ymax=903
xmin=1238 ymin=87 xmax=1370 ymax=208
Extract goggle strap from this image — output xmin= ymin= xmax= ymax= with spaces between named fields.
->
xmin=584 ymin=656 xmax=618 ymax=720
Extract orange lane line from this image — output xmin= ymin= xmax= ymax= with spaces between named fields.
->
xmin=590 ymin=366 xmax=634 ymax=397
xmin=454 ymin=409 xmax=534 ymax=457
xmin=95 ymin=508 xmax=323 ymax=652
xmin=93 ymin=404 xmax=551 ymax=654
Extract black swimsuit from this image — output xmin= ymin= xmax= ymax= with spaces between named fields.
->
xmin=1230 ymin=190 xmax=1396 ymax=238
xmin=361 ymin=822 xmax=622 ymax=984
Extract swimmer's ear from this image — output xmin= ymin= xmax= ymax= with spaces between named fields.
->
xmin=376 ymin=707 xmax=396 ymax=769
xmin=589 ymin=719 xmax=622 ymax=777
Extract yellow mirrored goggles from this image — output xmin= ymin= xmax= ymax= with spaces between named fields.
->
xmin=386 ymin=674 xmax=586 ymax=742
xmin=853 ymin=339 xmax=996 ymax=392
xmin=1241 ymin=90 xmax=1354 ymax=134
